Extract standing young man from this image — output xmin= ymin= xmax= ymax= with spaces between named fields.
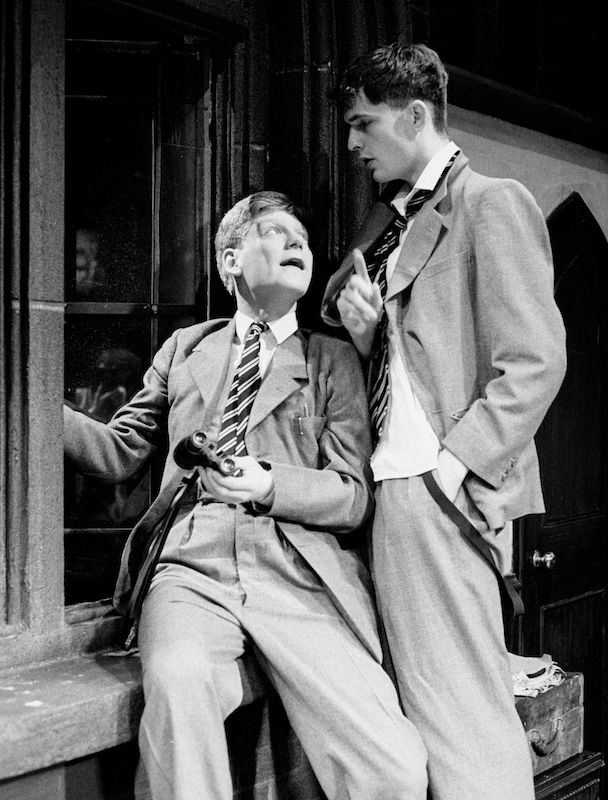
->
xmin=322 ymin=44 xmax=567 ymax=800
xmin=64 ymin=191 xmax=428 ymax=800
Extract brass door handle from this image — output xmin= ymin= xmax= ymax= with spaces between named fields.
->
xmin=532 ymin=550 xmax=556 ymax=569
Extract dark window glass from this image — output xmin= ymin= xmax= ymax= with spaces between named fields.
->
xmin=64 ymin=37 xmax=206 ymax=605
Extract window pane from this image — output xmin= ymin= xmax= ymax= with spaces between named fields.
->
xmin=64 ymin=316 xmax=153 ymax=605
xmin=159 ymin=53 xmax=206 ymax=304
xmin=65 ymin=529 xmax=131 ymax=605
xmin=65 ymin=51 xmax=154 ymax=303
xmin=64 ymin=42 xmax=206 ymax=608
xmin=64 ymin=315 xmax=151 ymax=521
xmin=158 ymin=315 xmax=197 ymax=346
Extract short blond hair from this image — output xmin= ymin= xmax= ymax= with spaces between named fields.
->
xmin=215 ymin=191 xmax=307 ymax=294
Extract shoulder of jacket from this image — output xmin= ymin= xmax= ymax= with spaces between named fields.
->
xmin=459 ymin=166 xmax=530 ymax=197
xmin=170 ymin=318 xmax=230 ymax=346
xmin=457 ymin=169 xmax=538 ymax=217
xmin=306 ymin=330 xmax=358 ymax=358
xmin=155 ymin=319 xmax=231 ymax=367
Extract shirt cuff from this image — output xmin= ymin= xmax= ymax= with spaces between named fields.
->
xmin=439 ymin=447 xmax=469 ymax=484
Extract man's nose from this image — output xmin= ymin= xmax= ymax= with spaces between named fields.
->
xmin=347 ymin=128 xmax=361 ymax=152
xmin=287 ymin=232 xmax=304 ymax=248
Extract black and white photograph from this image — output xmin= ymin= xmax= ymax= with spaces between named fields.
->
xmin=1 ymin=1 xmax=607 ymax=798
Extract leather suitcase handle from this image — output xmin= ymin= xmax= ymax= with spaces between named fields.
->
xmin=529 ymin=718 xmax=566 ymax=756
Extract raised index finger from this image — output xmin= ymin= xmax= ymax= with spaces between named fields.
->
xmin=352 ymin=248 xmax=371 ymax=283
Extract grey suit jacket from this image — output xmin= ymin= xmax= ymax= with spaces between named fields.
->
xmin=322 ymin=152 xmax=567 ymax=529
xmin=64 ymin=319 xmax=382 ymax=659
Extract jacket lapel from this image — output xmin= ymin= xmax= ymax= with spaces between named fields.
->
xmin=385 ymin=153 xmax=468 ymax=300
xmin=247 ymin=330 xmax=309 ymax=432
xmin=385 ymin=203 xmax=446 ymax=300
xmin=187 ymin=320 xmax=236 ymax=426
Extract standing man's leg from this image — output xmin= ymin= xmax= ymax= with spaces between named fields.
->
xmin=373 ymin=476 xmax=534 ymax=800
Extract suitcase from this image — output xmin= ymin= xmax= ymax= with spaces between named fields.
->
xmin=515 ymin=672 xmax=584 ymax=776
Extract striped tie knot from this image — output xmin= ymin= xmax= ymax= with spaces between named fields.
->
xmin=247 ymin=320 xmax=267 ymax=338
xmin=216 ymin=321 xmax=268 ymax=457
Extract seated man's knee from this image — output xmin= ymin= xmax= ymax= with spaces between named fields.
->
xmin=143 ymin=643 xmax=243 ymax=719
xmin=144 ymin=642 xmax=214 ymax=700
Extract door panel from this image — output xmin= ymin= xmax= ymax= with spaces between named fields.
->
xmin=518 ymin=193 xmax=608 ymax=763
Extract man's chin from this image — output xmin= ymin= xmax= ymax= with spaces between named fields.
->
xmin=254 ymin=282 xmax=310 ymax=315
xmin=370 ymin=165 xmax=388 ymax=183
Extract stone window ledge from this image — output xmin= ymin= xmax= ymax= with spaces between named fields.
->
xmin=0 ymin=649 xmax=267 ymax=781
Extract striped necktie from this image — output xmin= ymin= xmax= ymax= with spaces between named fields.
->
xmin=216 ymin=321 xmax=268 ymax=457
xmin=368 ymin=151 xmax=459 ymax=444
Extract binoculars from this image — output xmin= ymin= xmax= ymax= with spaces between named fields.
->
xmin=173 ymin=431 xmax=240 ymax=476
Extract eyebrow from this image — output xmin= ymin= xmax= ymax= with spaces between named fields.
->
xmin=344 ymin=111 xmax=374 ymax=124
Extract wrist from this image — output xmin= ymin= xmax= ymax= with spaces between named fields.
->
xmin=252 ymin=469 xmax=274 ymax=506
xmin=437 ymin=448 xmax=468 ymax=484
xmin=350 ymin=327 xmax=376 ymax=361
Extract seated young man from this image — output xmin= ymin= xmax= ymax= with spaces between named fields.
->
xmin=64 ymin=191 xmax=428 ymax=800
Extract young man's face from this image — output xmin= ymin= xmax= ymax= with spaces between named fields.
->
xmin=344 ymin=90 xmax=421 ymax=184
xmin=229 ymin=209 xmax=313 ymax=317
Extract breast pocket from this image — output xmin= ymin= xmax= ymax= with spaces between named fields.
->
xmin=285 ymin=415 xmax=326 ymax=467
xmin=290 ymin=415 xmax=326 ymax=439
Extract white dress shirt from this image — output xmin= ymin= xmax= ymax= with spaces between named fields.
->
xmin=234 ymin=307 xmax=298 ymax=378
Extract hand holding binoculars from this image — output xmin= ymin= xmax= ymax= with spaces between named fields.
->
xmin=173 ymin=431 xmax=241 ymax=476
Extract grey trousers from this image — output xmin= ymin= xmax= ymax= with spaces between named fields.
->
xmin=136 ymin=501 xmax=428 ymax=800
xmin=372 ymin=475 xmax=535 ymax=800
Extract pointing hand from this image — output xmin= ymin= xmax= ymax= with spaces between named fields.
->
xmin=337 ymin=248 xmax=383 ymax=359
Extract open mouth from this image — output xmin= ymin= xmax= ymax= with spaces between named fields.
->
xmin=281 ymin=257 xmax=305 ymax=270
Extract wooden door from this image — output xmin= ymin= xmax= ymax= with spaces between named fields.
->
xmin=517 ymin=193 xmax=608 ymax=769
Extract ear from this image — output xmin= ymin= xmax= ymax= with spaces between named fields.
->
xmin=394 ymin=102 xmax=418 ymax=139
xmin=222 ymin=248 xmax=242 ymax=278
xmin=410 ymin=99 xmax=430 ymax=132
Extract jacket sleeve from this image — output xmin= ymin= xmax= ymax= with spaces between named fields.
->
xmin=442 ymin=179 xmax=567 ymax=488
xmin=265 ymin=340 xmax=374 ymax=534
xmin=64 ymin=332 xmax=179 ymax=482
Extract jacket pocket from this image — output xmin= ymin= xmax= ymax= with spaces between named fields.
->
xmin=290 ymin=415 xmax=326 ymax=438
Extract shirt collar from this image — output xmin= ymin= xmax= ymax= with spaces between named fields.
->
xmin=235 ymin=307 xmax=298 ymax=346
xmin=392 ymin=141 xmax=460 ymax=216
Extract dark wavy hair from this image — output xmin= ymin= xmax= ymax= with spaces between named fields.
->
xmin=339 ymin=43 xmax=448 ymax=133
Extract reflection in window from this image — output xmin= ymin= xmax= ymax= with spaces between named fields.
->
xmin=75 ymin=228 xmax=103 ymax=299
xmin=64 ymin=34 xmax=207 ymax=605
xmin=65 ymin=316 xmax=149 ymax=528
xmin=74 ymin=347 xmax=141 ymax=422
